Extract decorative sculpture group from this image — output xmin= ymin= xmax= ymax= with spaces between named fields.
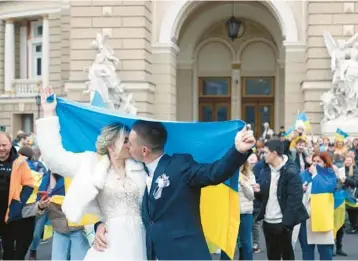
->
xmin=84 ymin=32 xmax=137 ymax=115
xmin=321 ymin=31 xmax=358 ymax=122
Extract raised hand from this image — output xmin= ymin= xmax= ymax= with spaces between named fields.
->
xmin=235 ymin=126 xmax=256 ymax=153
xmin=41 ymin=86 xmax=57 ymax=118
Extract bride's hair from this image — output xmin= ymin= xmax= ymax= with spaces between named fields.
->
xmin=96 ymin=123 xmax=130 ymax=155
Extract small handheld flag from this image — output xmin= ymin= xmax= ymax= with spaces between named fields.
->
xmin=335 ymin=128 xmax=349 ymax=142
xmin=296 ymin=112 xmax=312 ymax=132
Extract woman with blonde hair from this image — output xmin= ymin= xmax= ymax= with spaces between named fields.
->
xmin=36 ymin=89 xmax=148 ymax=260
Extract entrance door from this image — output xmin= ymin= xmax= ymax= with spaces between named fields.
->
xmin=242 ymin=102 xmax=274 ymax=138
xmin=241 ymin=77 xmax=274 ymax=138
xmin=198 ymin=77 xmax=231 ymax=122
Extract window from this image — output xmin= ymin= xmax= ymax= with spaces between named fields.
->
xmin=31 ymin=21 xmax=43 ymax=38
xmin=28 ymin=21 xmax=43 ymax=78
xmin=200 ymin=78 xmax=230 ymax=97
xmin=241 ymin=77 xmax=275 ymax=137
xmin=32 ymin=43 xmax=42 ymax=77
xmin=198 ymin=78 xmax=231 ymax=122
xmin=242 ymin=77 xmax=274 ymax=97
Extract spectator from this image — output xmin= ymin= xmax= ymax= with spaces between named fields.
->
xmin=0 ymin=132 xmax=36 ymax=259
xmin=13 ymin=133 xmax=29 ymax=152
xmin=254 ymin=140 xmax=308 ymax=260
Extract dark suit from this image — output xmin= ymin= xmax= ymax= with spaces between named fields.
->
xmin=142 ymin=146 xmax=251 ymax=260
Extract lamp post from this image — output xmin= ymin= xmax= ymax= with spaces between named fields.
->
xmin=35 ymin=93 xmax=41 ymax=119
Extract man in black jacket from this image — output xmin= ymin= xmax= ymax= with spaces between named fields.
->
xmin=253 ymin=140 xmax=308 ymax=260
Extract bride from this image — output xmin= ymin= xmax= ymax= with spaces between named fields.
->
xmin=36 ymin=87 xmax=147 ymax=260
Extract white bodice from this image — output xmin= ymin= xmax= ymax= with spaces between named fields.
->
xmin=98 ymin=168 xmax=144 ymax=222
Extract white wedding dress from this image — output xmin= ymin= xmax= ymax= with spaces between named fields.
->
xmin=84 ymin=168 xmax=147 ymax=261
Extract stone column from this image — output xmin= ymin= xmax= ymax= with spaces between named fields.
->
xmin=301 ymin=81 xmax=329 ymax=133
xmin=152 ymin=42 xmax=179 ymax=120
xmin=231 ymin=63 xmax=241 ymax=119
xmin=42 ymin=16 xmax=50 ymax=88
xmin=0 ymin=21 xmax=4 ymax=93
xmin=176 ymin=61 xmax=193 ymax=121
xmin=275 ymin=60 xmax=285 ymax=130
xmin=283 ymin=42 xmax=306 ymax=129
xmin=4 ymin=20 xmax=15 ymax=94
xmin=19 ymin=22 xmax=27 ymax=79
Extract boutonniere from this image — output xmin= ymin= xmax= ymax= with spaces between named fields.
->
xmin=153 ymin=174 xmax=170 ymax=200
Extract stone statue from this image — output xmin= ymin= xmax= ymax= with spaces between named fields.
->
xmin=321 ymin=31 xmax=358 ymax=122
xmin=84 ymin=32 xmax=138 ymax=115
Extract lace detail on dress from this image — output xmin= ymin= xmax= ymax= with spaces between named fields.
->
xmin=98 ymin=168 xmax=142 ymax=222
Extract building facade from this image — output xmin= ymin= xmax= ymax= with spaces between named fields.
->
xmin=0 ymin=0 xmax=354 ymax=137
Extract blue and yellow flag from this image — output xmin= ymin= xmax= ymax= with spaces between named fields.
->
xmin=334 ymin=190 xmax=346 ymax=237
xmin=284 ymin=125 xmax=295 ymax=139
xmin=344 ymin=188 xmax=358 ymax=208
xmin=335 ymin=128 xmax=349 ymax=142
xmin=302 ymin=166 xmax=336 ymax=232
xmin=296 ymin=112 xmax=312 ymax=132
xmin=53 ymin=97 xmax=244 ymax=259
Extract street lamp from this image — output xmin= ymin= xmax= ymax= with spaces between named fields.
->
xmin=226 ymin=16 xmax=241 ymax=41
xmin=35 ymin=93 xmax=41 ymax=119
xmin=225 ymin=1 xmax=242 ymax=41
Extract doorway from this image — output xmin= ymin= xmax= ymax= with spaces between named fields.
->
xmin=241 ymin=77 xmax=274 ymax=138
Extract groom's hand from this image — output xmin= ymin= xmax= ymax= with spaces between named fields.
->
xmin=235 ymin=126 xmax=256 ymax=153
xmin=93 ymin=223 xmax=107 ymax=251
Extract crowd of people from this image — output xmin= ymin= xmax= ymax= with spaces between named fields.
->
xmin=224 ymin=121 xmax=358 ymax=260
xmin=0 ymin=130 xmax=92 ymax=260
xmin=1 ymin=115 xmax=358 ymax=260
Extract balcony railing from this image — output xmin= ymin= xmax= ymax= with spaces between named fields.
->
xmin=12 ymin=79 xmax=42 ymax=97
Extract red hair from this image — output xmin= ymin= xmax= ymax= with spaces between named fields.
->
xmin=312 ymin=151 xmax=333 ymax=168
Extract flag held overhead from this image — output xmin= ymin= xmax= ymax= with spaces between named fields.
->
xmin=52 ymin=97 xmax=245 ymax=259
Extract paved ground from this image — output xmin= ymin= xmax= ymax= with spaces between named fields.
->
xmin=34 ymin=229 xmax=358 ymax=260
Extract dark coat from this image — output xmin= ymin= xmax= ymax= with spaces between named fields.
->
xmin=142 ymin=146 xmax=251 ymax=260
xmin=254 ymin=158 xmax=309 ymax=229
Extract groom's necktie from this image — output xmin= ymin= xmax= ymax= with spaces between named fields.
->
xmin=143 ymin=164 xmax=149 ymax=176
xmin=144 ymin=164 xmax=153 ymax=192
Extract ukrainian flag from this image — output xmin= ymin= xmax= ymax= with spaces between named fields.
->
xmin=50 ymin=96 xmax=245 ymax=259
xmin=201 ymin=172 xmax=240 ymax=258
xmin=308 ymin=166 xmax=337 ymax=232
xmin=335 ymin=128 xmax=349 ymax=142
xmin=344 ymin=188 xmax=358 ymax=208
xmin=284 ymin=125 xmax=295 ymax=139
xmin=296 ymin=112 xmax=312 ymax=132
xmin=334 ymin=190 xmax=346 ymax=237
xmin=26 ymin=170 xmax=43 ymax=204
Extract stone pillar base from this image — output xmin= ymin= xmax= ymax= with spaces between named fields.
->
xmin=301 ymin=81 xmax=330 ymax=134
xmin=64 ymin=82 xmax=90 ymax=102
xmin=321 ymin=118 xmax=358 ymax=137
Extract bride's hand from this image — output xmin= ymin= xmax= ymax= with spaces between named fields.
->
xmin=41 ymin=86 xmax=57 ymax=118
xmin=93 ymin=223 xmax=108 ymax=251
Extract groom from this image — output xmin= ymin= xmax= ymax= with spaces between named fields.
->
xmin=94 ymin=120 xmax=255 ymax=260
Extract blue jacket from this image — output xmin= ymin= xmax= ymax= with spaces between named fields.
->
xmin=142 ymin=146 xmax=251 ymax=260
